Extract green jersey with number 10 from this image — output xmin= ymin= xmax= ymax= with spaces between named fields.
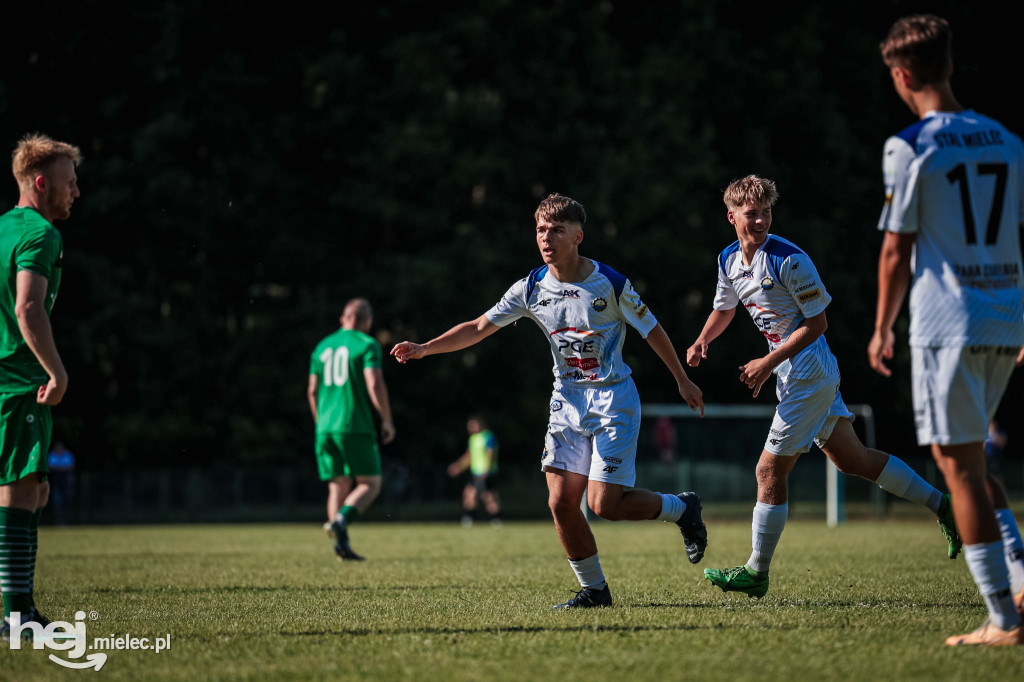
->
xmin=309 ymin=328 xmax=382 ymax=436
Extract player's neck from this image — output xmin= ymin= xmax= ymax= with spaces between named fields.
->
xmin=16 ymin=194 xmax=50 ymax=223
xmin=548 ymin=254 xmax=594 ymax=283
xmin=739 ymin=237 xmax=766 ymax=266
xmin=912 ymin=85 xmax=962 ymax=118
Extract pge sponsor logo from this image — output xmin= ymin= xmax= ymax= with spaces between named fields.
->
xmin=557 ymin=338 xmax=596 ymax=354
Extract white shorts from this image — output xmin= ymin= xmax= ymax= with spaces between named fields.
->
xmin=765 ymin=375 xmax=853 ymax=456
xmin=541 ymin=379 xmax=641 ymax=486
xmin=911 ymin=345 xmax=1017 ymax=446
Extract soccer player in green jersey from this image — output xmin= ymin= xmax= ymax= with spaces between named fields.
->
xmin=447 ymin=415 xmax=501 ymax=526
xmin=1 ymin=134 xmax=80 ymax=643
xmin=308 ymin=298 xmax=395 ymax=561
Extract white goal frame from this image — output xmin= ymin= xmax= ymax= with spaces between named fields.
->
xmin=643 ymin=403 xmax=877 ymax=526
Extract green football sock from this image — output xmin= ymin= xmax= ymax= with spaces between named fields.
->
xmin=28 ymin=508 xmax=42 ymax=610
xmin=0 ymin=507 xmax=34 ymax=619
xmin=339 ymin=506 xmax=360 ymax=526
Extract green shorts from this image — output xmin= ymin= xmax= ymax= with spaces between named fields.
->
xmin=0 ymin=392 xmax=51 ymax=486
xmin=315 ymin=432 xmax=381 ymax=480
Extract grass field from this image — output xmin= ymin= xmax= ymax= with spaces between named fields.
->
xmin=1 ymin=515 xmax=1021 ymax=681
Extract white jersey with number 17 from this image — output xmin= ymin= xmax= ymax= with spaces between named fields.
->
xmin=878 ymin=109 xmax=1024 ymax=347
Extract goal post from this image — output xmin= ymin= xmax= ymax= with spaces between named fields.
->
xmin=641 ymin=403 xmax=879 ymax=526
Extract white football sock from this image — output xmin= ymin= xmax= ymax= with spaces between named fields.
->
xmin=656 ymin=493 xmax=685 ymax=523
xmin=874 ymin=455 xmax=942 ymax=513
xmin=965 ymin=542 xmax=1021 ymax=631
xmin=568 ymin=553 xmax=607 ymax=590
xmin=995 ymin=508 xmax=1024 ymax=594
xmin=747 ymin=502 xmax=788 ymax=575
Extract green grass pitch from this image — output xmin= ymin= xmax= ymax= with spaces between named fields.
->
xmin=2 ymin=517 xmax=1021 ymax=681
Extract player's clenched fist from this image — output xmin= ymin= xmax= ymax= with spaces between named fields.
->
xmin=390 ymin=341 xmax=425 ymax=364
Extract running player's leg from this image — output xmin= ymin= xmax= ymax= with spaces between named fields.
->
xmin=705 ymin=377 xmax=834 ymax=598
xmin=584 ymin=380 xmax=707 ymax=562
xmin=820 ymin=417 xmax=957 ymax=558
xmin=546 ymin=468 xmax=611 ymax=609
xmin=543 ymin=388 xmax=611 ymax=609
xmin=918 ymin=346 xmax=1021 ymax=645
xmin=329 ymin=434 xmax=382 ymax=561
xmin=326 ymin=477 xmax=351 ymax=523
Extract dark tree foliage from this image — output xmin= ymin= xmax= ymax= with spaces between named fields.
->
xmin=0 ymin=0 xmax=1020 ymax=476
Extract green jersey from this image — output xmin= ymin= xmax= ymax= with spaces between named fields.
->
xmin=310 ymin=328 xmax=382 ymax=436
xmin=468 ymin=430 xmax=498 ymax=475
xmin=0 ymin=207 xmax=63 ymax=393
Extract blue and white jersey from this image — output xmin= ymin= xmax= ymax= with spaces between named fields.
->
xmin=878 ymin=109 xmax=1024 ymax=348
xmin=486 ymin=259 xmax=658 ymax=388
xmin=714 ymin=234 xmax=839 ymax=381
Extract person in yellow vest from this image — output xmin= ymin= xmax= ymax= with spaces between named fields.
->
xmin=447 ymin=416 xmax=501 ymax=527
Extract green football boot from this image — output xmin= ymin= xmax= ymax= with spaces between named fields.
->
xmin=936 ymin=493 xmax=962 ymax=560
xmin=704 ymin=565 xmax=770 ymax=598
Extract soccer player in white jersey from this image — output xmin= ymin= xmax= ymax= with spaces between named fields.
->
xmin=391 ymin=193 xmax=708 ymax=609
xmin=687 ymin=175 xmax=961 ymax=599
xmin=870 ymin=15 xmax=1024 ymax=646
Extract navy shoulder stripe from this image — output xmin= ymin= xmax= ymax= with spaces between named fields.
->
xmin=895 ymin=118 xmax=929 ymax=147
xmin=525 ymin=265 xmax=549 ymax=300
xmin=595 ymin=261 xmax=627 ymax=299
xmin=762 ymin=235 xmax=805 ymax=282
xmin=718 ymin=241 xmax=741 ymax=273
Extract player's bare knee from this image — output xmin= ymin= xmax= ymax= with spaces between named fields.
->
xmin=548 ymin=493 xmax=581 ymax=519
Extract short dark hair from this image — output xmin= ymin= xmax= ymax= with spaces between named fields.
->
xmin=535 ymin=193 xmax=586 ymax=227
xmin=880 ymin=14 xmax=953 ymax=85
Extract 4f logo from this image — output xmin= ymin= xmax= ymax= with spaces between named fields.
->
xmin=602 ymin=465 xmax=618 ymax=473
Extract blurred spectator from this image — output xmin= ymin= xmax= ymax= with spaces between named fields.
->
xmin=47 ymin=441 xmax=76 ymax=526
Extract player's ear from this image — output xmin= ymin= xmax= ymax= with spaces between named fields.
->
xmin=891 ymin=65 xmax=913 ymax=89
xmin=33 ymin=174 xmax=46 ymax=193
xmin=573 ymin=226 xmax=584 ymax=245
xmin=727 ymin=210 xmax=735 ymax=225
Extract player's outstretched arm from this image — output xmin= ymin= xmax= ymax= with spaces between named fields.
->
xmin=869 ymin=231 xmax=914 ymax=377
xmin=391 ymin=314 xmax=501 ymax=364
xmin=686 ymin=308 xmax=735 ymax=367
xmin=646 ymin=323 xmax=705 ymax=417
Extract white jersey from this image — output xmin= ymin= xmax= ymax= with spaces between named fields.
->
xmin=486 ymin=259 xmax=658 ymax=388
xmin=714 ymin=234 xmax=839 ymax=381
xmin=878 ymin=109 xmax=1024 ymax=347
